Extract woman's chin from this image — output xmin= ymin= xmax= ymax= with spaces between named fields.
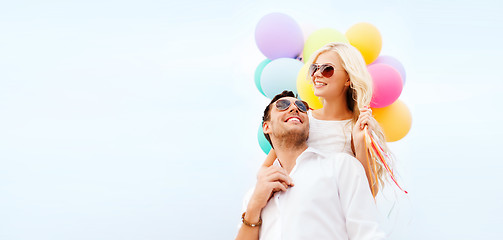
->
xmin=313 ymin=90 xmax=324 ymax=98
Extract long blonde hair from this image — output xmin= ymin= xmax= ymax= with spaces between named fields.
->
xmin=307 ymin=42 xmax=392 ymax=189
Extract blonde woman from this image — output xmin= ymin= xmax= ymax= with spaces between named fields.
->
xmin=260 ymin=42 xmax=390 ymax=195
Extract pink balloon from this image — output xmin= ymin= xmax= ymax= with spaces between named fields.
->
xmin=368 ymin=64 xmax=403 ymax=108
xmin=370 ymin=55 xmax=406 ymax=84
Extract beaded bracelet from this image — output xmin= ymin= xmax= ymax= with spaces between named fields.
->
xmin=241 ymin=212 xmax=262 ymax=227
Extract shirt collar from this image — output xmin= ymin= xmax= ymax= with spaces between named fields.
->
xmin=301 ymin=146 xmax=325 ymax=158
xmin=273 ymin=147 xmax=325 ymax=175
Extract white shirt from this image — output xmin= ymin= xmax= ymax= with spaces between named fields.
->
xmin=241 ymin=147 xmax=385 ymax=240
xmin=306 ymin=110 xmax=354 ymax=156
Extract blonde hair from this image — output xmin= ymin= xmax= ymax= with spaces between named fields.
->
xmin=307 ymin=42 xmax=392 ymax=190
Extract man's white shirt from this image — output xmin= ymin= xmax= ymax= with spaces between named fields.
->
xmin=241 ymin=147 xmax=386 ymax=240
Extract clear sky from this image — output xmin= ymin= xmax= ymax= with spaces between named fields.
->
xmin=1 ymin=0 xmax=502 ymax=239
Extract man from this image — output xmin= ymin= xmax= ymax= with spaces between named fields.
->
xmin=236 ymin=91 xmax=386 ymax=240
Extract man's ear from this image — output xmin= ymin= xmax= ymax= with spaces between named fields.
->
xmin=263 ymin=121 xmax=271 ymax=134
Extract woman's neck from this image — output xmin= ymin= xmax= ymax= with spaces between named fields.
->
xmin=314 ymin=98 xmax=353 ymax=121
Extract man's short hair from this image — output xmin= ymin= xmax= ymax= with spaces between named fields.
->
xmin=262 ymin=90 xmax=297 ymax=148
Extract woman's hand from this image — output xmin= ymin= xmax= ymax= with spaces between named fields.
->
xmin=352 ymin=106 xmax=375 ymax=150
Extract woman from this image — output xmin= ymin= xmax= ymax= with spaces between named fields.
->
xmin=260 ymin=42 xmax=390 ymax=195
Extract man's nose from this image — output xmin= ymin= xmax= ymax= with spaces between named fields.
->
xmin=289 ymin=105 xmax=300 ymax=113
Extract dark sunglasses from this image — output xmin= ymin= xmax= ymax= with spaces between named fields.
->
xmin=309 ymin=63 xmax=343 ymax=78
xmin=275 ymin=99 xmax=309 ymax=113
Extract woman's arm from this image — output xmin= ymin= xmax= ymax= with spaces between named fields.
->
xmin=352 ymin=107 xmax=379 ymax=197
xmin=353 ymin=138 xmax=379 ymax=197
xmin=262 ymin=149 xmax=277 ymax=167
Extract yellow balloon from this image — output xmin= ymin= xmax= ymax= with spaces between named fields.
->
xmin=296 ymin=64 xmax=323 ymax=110
xmin=345 ymin=22 xmax=382 ymax=65
xmin=372 ymin=100 xmax=412 ymax=142
xmin=302 ymin=28 xmax=348 ymax=62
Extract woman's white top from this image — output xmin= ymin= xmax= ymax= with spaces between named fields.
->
xmin=306 ymin=110 xmax=354 ymax=156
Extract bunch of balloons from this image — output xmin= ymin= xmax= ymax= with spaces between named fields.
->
xmin=254 ymin=13 xmax=412 ymax=154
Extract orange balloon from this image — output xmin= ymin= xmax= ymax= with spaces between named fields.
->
xmin=372 ymin=99 xmax=412 ymax=142
xmin=345 ymin=22 xmax=382 ymax=65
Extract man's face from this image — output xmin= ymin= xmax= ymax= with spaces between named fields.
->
xmin=263 ymin=97 xmax=309 ymax=144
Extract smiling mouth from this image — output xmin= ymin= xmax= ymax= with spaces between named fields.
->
xmin=314 ymin=81 xmax=327 ymax=86
xmin=285 ymin=116 xmax=302 ymax=123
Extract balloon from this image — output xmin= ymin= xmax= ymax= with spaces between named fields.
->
xmin=296 ymin=64 xmax=323 ymax=110
xmin=258 ymin=123 xmax=272 ymax=154
xmin=254 ymin=59 xmax=271 ymax=97
xmin=370 ymin=55 xmax=406 ymax=84
xmin=255 ymin=13 xmax=304 ymax=60
xmin=372 ymin=100 xmax=412 ymax=142
xmin=303 ymin=28 xmax=348 ymax=62
xmin=261 ymin=58 xmax=303 ymax=99
xmin=368 ymin=63 xmax=403 ymax=108
xmin=345 ymin=22 xmax=382 ymax=65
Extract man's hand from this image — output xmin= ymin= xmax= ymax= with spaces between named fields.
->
xmin=245 ymin=165 xmax=294 ymax=222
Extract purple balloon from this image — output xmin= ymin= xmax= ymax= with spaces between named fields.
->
xmin=255 ymin=13 xmax=304 ymax=60
xmin=371 ymin=55 xmax=406 ymax=84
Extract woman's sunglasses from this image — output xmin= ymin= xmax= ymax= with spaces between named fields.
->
xmin=309 ymin=63 xmax=344 ymax=78
xmin=275 ymin=99 xmax=309 ymax=113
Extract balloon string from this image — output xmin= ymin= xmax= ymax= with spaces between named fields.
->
xmin=365 ymin=128 xmax=408 ymax=194
xmin=370 ymin=140 xmax=407 ymax=194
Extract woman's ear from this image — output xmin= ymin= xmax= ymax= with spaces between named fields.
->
xmin=345 ymin=79 xmax=351 ymax=87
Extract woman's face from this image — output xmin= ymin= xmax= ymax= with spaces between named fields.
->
xmin=311 ymin=51 xmax=350 ymax=100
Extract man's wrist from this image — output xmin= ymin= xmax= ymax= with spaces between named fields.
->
xmin=242 ymin=212 xmax=262 ymax=227
xmin=244 ymin=203 xmax=262 ymax=223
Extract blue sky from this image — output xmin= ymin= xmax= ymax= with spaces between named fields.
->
xmin=1 ymin=0 xmax=502 ymax=239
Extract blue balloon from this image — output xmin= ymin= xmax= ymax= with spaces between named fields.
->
xmin=260 ymin=58 xmax=303 ymax=99
xmin=257 ymin=123 xmax=271 ymax=154
xmin=254 ymin=59 xmax=271 ymax=97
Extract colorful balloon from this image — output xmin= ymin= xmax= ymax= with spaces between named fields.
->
xmin=254 ymin=59 xmax=271 ymax=97
xmin=303 ymin=28 xmax=348 ymax=62
xmin=372 ymin=100 xmax=412 ymax=142
xmin=368 ymin=63 xmax=403 ymax=108
xmin=261 ymin=58 xmax=303 ymax=99
xmin=258 ymin=123 xmax=272 ymax=154
xmin=370 ymin=55 xmax=406 ymax=84
xmin=255 ymin=13 xmax=304 ymax=60
xmin=296 ymin=64 xmax=323 ymax=110
xmin=345 ymin=22 xmax=382 ymax=65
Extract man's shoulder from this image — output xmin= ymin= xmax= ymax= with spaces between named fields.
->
xmin=316 ymin=151 xmax=365 ymax=172
xmin=318 ymin=151 xmax=357 ymax=162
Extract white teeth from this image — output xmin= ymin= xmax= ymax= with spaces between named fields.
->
xmin=315 ymin=81 xmax=326 ymax=86
xmin=287 ymin=118 xmax=301 ymax=123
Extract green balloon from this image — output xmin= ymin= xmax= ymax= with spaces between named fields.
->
xmin=303 ymin=28 xmax=349 ymax=62
xmin=254 ymin=59 xmax=271 ymax=97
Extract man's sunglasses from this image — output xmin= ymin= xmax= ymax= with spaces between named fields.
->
xmin=275 ymin=99 xmax=309 ymax=113
xmin=308 ymin=63 xmax=344 ymax=78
